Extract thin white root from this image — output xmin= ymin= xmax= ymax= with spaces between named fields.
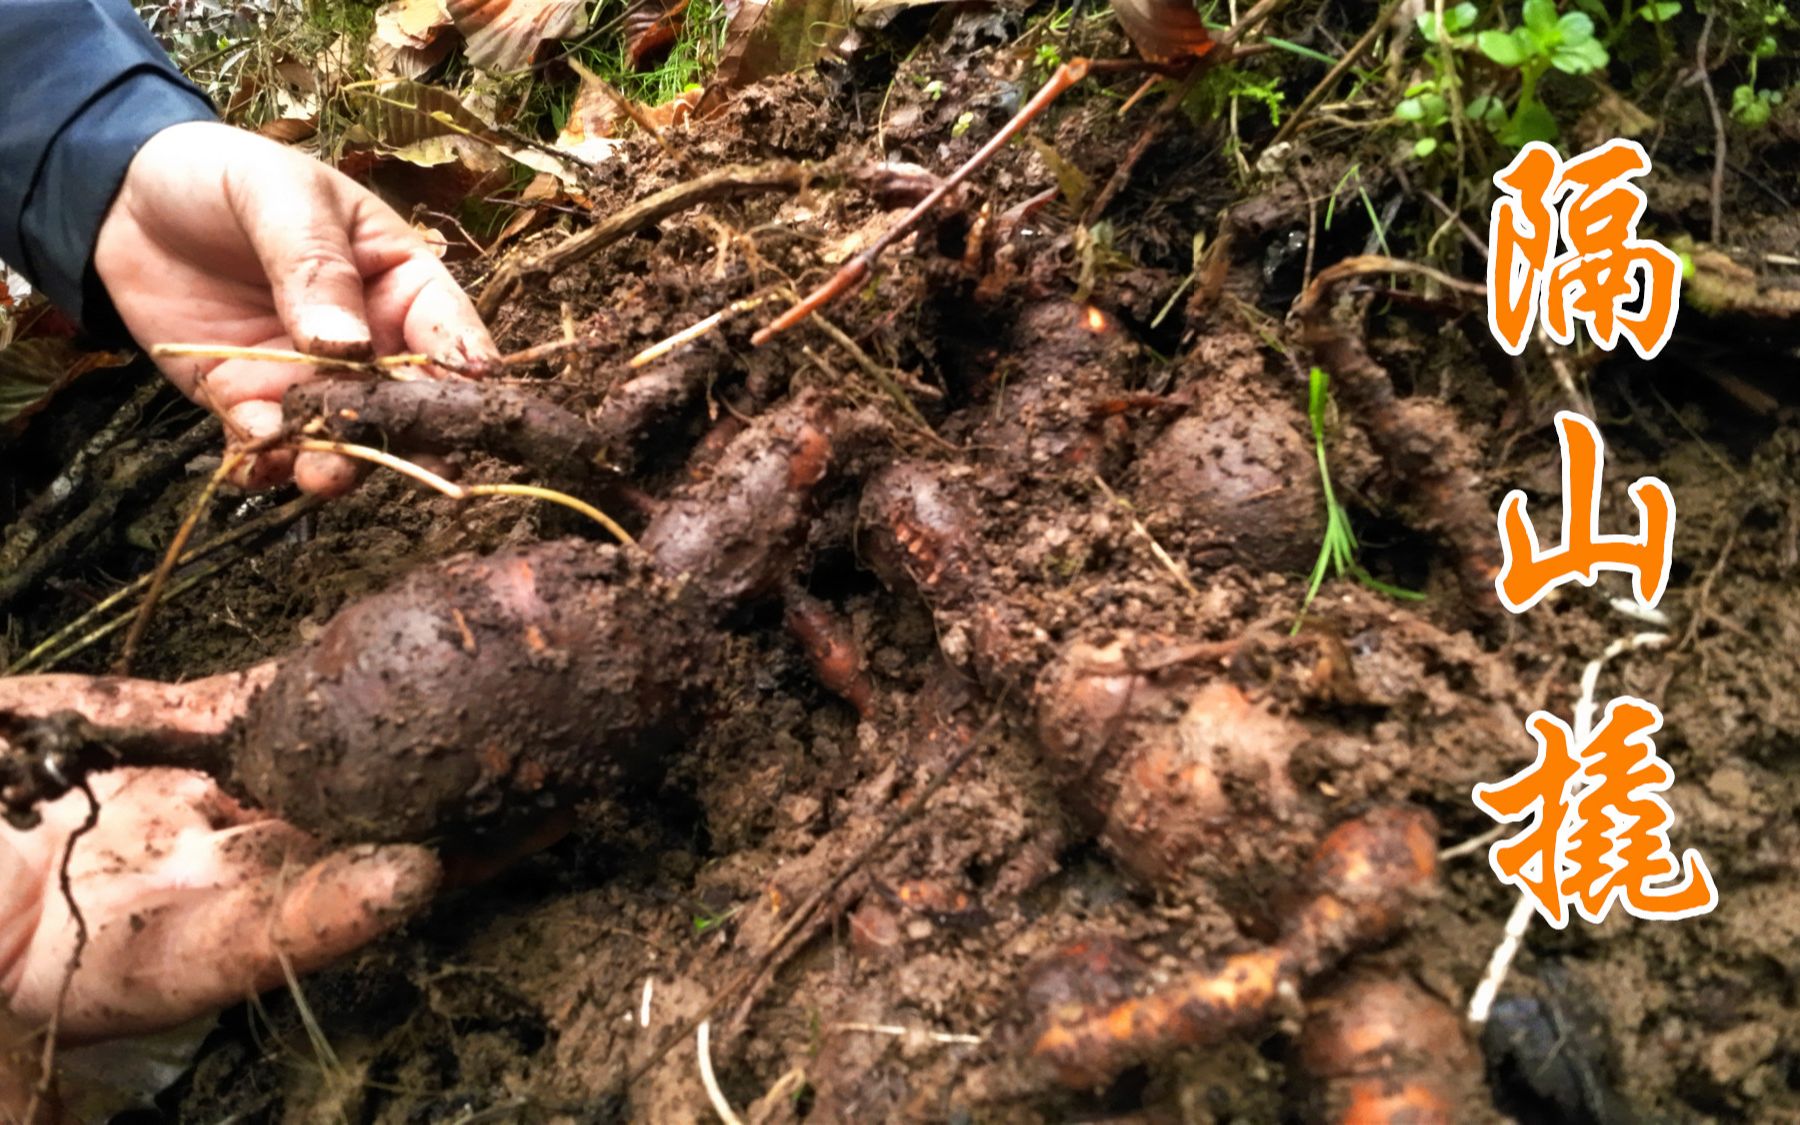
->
xmin=1438 ymin=824 xmax=1505 ymax=861
xmin=1468 ymin=629 xmax=1670 ymax=1025
xmin=1468 ymin=893 xmax=1536 ymax=1025
xmin=640 ymin=978 xmax=655 ymax=1028
xmin=1575 ymin=632 xmax=1669 ymax=742
xmin=828 ymin=1021 xmax=985 ymax=1046
xmin=1609 ymin=597 xmax=1671 ymax=627
xmin=697 ymin=1020 xmax=745 ymax=1125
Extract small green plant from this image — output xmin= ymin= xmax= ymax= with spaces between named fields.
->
xmin=1397 ymin=3 xmax=1476 ymax=160
xmin=691 ymin=902 xmax=742 ymax=936
xmin=1476 ymin=0 xmax=1611 ymax=145
xmin=1292 ymin=367 xmax=1424 ymax=633
xmin=1729 ymin=3 xmax=1790 ymax=127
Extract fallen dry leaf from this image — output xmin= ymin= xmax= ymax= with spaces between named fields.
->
xmin=622 ymin=0 xmax=690 ymax=69
xmin=447 ymin=0 xmax=586 ymax=73
xmin=0 ymin=334 xmax=134 ymax=431
xmin=707 ymin=0 xmax=853 ymax=101
xmin=371 ymin=0 xmax=455 ymax=77
xmin=1111 ymin=0 xmax=1215 ymax=63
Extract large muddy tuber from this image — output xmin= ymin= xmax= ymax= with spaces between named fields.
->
xmin=1 ymin=394 xmax=837 ymax=842
xmin=237 ymin=541 xmax=705 ymax=841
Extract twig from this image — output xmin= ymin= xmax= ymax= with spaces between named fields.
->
xmin=629 ymin=292 xmax=774 ymax=368
xmin=807 ymin=314 xmax=943 ymax=439
xmin=9 ymin=495 xmax=321 ymax=675
xmin=751 ymin=60 xmax=1099 ymax=346
xmin=477 ymin=161 xmax=829 ymax=320
xmin=115 ymin=449 xmax=246 ymax=674
xmin=1468 ymin=631 xmax=1668 ymax=1025
xmin=829 ymin=1021 xmax=984 ymax=1046
xmin=26 ymin=780 xmax=98 ymax=1124
xmin=1091 ymin=473 xmax=1201 ymax=598
xmin=0 ymin=418 xmax=221 ymax=614
xmin=1676 ymin=515 xmax=1741 ymax=652
xmin=1263 ymin=0 xmax=1407 ymax=155
xmin=151 ymin=344 xmax=432 ymax=378
xmin=1696 ymin=10 xmax=1726 ymax=243
xmin=622 ymin=719 xmax=993 ymax=1092
xmin=0 ymin=378 xmax=163 ymax=581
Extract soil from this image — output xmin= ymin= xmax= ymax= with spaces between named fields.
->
xmin=4 ymin=2 xmax=1799 ymax=1121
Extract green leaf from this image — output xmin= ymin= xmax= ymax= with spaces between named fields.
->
xmin=1552 ymin=35 xmax=1609 ymax=73
xmin=1479 ymin=28 xmax=1528 ymax=65
xmin=1503 ymin=100 xmax=1560 ymax=145
xmin=1404 ymin=79 xmax=1437 ymax=97
xmin=1731 ymin=83 xmax=1774 ymax=127
xmin=1557 ymin=11 xmax=1596 ymax=42
xmin=1639 ymin=1 xmax=1680 ymax=20
xmin=1468 ymin=93 xmax=1510 ymax=130
xmin=1396 ymin=96 xmax=1426 ymax=121
xmin=1448 ymin=2 xmax=1478 ymax=31
xmin=1522 ymin=0 xmax=1560 ymax=38
xmin=1414 ymin=136 xmax=1440 ymax=157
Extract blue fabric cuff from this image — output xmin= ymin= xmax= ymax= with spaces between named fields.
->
xmin=30 ymin=72 xmax=216 ymax=342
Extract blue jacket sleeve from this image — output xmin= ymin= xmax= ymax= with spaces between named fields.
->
xmin=0 ymin=0 xmax=216 ymax=341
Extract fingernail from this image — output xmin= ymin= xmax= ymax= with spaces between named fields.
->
xmin=296 ymin=306 xmax=373 ymax=359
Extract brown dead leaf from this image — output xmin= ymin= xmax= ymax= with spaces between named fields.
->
xmin=1111 ymin=0 xmax=1215 ymax=63
xmin=707 ymin=0 xmax=854 ymax=100
xmin=623 ymin=0 xmax=690 ymax=69
xmin=489 ymin=172 xmax=568 ymax=251
xmin=0 ymin=335 xmax=134 ymax=431
xmin=372 ymin=0 xmax=456 ymax=77
xmin=447 ymin=0 xmax=586 ymax=73
xmin=357 ymin=79 xmax=512 ymax=149
xmin=258 ymin=117 xmax=319 ymax=144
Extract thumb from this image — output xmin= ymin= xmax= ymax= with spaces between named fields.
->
xmin=235 ymin=168 xmax=375 ymax=360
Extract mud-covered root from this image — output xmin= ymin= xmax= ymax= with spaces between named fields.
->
xmin=640 ymin=390 xmax=835 ymax=608
xmin=238 ymin=541 xmax=709 ymax=841
xmin=1293 ymin=257 xmax=1500 ymax=614
xmin=857 ymin=459 xmax=1053 ymax=691
xmin=1133 ymin=375 xmax=1324 ymax=575
xmin=784 ymin=589 xmax=874 ymax=717
xmin=1298 ymin=977 xmax=1479 ymax=1124
xmin=284 ymin=378 xmax=612 ymax=491
xmin=1033 ymin=635 xmax=1316 ymax=893
xmin=1029 ymin=805 xmax=1438 ymax=1089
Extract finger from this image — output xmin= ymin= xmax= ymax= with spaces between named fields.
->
xmin=364 ymin=255 xmax=498 ymax=371
xmin=233 ymin=170 xmax=374 ymax=361
xmin=49 ymin=844 xmax=439 ymax=1042
xmin=224 ymin=400 xmax=294 ymax=490
xmin=293 ymin=450 xmax=363 ymax=498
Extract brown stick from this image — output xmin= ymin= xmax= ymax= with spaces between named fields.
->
xmin=750 ymin=59 xmax=1095 ymax=347
xmin=475 ymin=161 xmax=830 ymax=321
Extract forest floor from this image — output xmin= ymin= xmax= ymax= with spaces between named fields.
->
xmin=3 ymin=0 xmax=1799 ymax=1120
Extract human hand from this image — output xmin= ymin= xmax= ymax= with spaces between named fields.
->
xmin=93 ymin=121 xmax=499 ymax=496
xmin=0 ymin=768 xmax=439 ymax=1044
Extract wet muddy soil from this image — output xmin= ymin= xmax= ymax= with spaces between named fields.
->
xmin=7 ymin=4 xmax=1800 ymax=1121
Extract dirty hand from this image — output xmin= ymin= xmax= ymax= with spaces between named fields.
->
xmin=93 ymin=120 xmax=499 ymax=496
xmin=0 ymin=768 xmax=440 ymax=1043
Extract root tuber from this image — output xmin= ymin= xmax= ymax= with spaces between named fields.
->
xmin=1298 ymin=976 xmax=1478 ymax=1124
xmin=1 ymin=394 xmax=840 ymax=841
xmin=1030 ymin=805 xmax=1439 ymax=1088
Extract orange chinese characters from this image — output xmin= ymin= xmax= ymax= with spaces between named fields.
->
xmin=1496 ymin=411 xmax=1674 ymax=614
xmin=1473 ymin=698 xmax=1717 ymax=928
xmin=1487 ymin=139 xmax=1682 ymax=360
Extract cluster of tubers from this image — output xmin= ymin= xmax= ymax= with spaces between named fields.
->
xmin=1 ymin=297 xmax=1484 ymax=1115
